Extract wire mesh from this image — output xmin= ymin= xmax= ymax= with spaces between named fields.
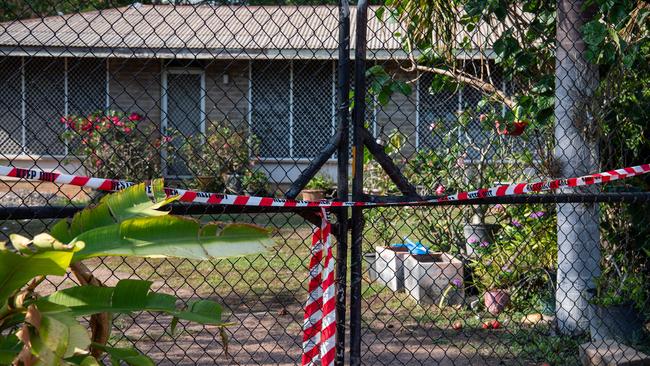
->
xmin=0 ymin=0 xmax=649 ymax=365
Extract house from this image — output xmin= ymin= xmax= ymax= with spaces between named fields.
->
xmin=0 ymin=4 xmax=507 ymax=192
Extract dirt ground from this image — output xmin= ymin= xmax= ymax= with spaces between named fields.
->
xmin=39 ymin=266 xmax=539 ymax=366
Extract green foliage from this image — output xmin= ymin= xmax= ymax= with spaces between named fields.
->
xmin=41 ymin=279 xmax=223 ymax=325
xmin=241 ymin=170 xmax=271 ymax=196
xmin=181 ymin=122 xmax=262 ymax=193
xmin=305 ymin=174 xmax=334 ymax=191
xmin=594 ymin=202 xmax=650 ymax=312
xmin=384 ymin=0 xmax=649 ymax=175
xmin=0 ymin=234 xmax=78 ymax=305
xmin=366 ymin=65 xmax=413 ymax=106
xmin=0 ymin=180 xmax=273 ymax=365
xmin=472 ymin=205 xmax=557 ymax=292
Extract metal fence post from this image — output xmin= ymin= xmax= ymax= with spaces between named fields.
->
xmin=334 ymin=1 xmax=351 ymax=365
xmin=350 ymin=0 xmax=368 ymax=364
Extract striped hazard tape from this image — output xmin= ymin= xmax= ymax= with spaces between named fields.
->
xmin=0 ymin=163 xmax=648 ymax=208
xmin=1 ymin=162 xmax=649 ymax=365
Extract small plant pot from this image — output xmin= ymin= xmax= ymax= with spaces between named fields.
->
xmin=375 ymin=246 xmax=410 ymax=292
xmin=589 ymin=303 xmax=644 ymax=343
xmin=484 ymin=289 xmax=510 ymax=315
xmin=362 ymin=252 xmax=378 ymax=282
xmin=301 ymin=189 xmax=326 ymax=201
xmin=463 ymin=223 xmax=499 ymax=257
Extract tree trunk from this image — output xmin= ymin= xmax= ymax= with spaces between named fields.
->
xmin=553 ymin=0 xmax=600 ymax=335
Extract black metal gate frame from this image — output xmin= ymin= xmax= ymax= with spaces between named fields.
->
xmin=3 ymin=2 xmax=650 ymax=366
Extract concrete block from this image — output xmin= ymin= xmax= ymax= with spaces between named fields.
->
xmin=404 ymin=253 xmax=464 ymax=305
xmin=374 ymin=246 xmax=410 ymax=292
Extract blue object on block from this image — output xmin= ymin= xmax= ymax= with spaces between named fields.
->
xmin=390 ymin=238 xmax=429 ymax=255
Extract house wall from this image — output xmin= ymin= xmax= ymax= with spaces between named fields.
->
xmin=204 ymin=61 xmax=249 ymax=127
xmin=0 ymin=55 xmax=499 ymax=195
xmin=109 ymin=59 xmax=162 ymax=127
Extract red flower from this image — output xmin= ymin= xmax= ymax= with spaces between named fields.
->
xmin=128 ymin=112 xmax=142 ymax=122
xmin=123 ymin=127 xmax=132 ymax=133
xmin=435 ymin=185 xmax=446 ymax=195
xmin=81 ymin=119 xmax=93 ymax=131
xmin=495 ymin=120 xmax=528 ymax=136
xmin=510 ymin=121 xmax=527 ymax=136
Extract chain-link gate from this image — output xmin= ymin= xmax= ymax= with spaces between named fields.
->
xmin=0 ymin=0 xmax=648 ymax=365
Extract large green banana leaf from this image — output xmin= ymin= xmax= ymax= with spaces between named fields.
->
xmin=46 ymin=179 xmax=273 ymax=262
xmin=70 ymin=215 xmax=272 ymax=262
xmin=50 ymin=180 xmax=175 ymax=244
xmin=0 ymin=236 xmax=80 ymax=305
xmin=40 ymin=279 xmax=223 ymax=325
xmin=0 ymin=335 xmax=21 ymax=364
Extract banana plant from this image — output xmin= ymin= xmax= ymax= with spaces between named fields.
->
xmin=0 ymin=180 xmax=274 ymax=365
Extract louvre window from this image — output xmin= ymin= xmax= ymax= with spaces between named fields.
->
xmin=0 ymin=58 xmax=23 ymax=155
xmin=251 ymin=60 xmax=335 ymax=160
xmin=0 ymin=57 xmax=108 ymax=156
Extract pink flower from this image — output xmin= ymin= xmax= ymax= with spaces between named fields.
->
xmin=128 ymin=112 xmax=142 ymax=122
xmin=456 ymin=154 xmax=466 ymax=168
xmin=163 ymin=135 xmax=173 ymax=143
xmin=60 ymin=116 xmax=68 ymax=124
xmin=435 ymin=185 xmax=445 ymax=195
xmin=479 ymin=114 xmax=488 ymax=122
xmin=123 ymin=127 xmax=132 ymax=133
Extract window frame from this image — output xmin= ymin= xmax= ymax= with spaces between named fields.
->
xmin=160 ymin=66 xmax=207 ymax=178
xmin=249 ymin=59 xmax=337 ymax=162
xmin=1 ymin=56 xmax=109 ymax=159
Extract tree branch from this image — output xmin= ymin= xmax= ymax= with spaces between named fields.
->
xmin=414 ymin=64 xmax=517 ymax=110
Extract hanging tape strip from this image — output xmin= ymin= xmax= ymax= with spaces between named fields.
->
xmin=0 ymin=163 xmax=648 ymax=208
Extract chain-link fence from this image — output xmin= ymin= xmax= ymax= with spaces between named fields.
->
xmin=0 ymin=0 xmax=649 ymax=365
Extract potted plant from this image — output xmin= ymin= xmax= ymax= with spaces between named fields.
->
xmin=242 ymin=170 xmax=271 ymax=196
xmin=589 ymin=203 xmax=650 ymax=343
xmin=182 ymin=121 xmax=260 ymax=193
xmin=589 ymin=261 xmax=646 ymax=343
xmin=301 ymin=174 xmax=334 ymax=201
xmin=471 ymin=241 xmax=517 ymax=315
xmin=482 ymin=270 xmax=516 ymax=315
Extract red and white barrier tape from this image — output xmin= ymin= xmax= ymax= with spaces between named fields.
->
xmin=1 ymin=162 xmax=649 ymax=364
xmin=302 ymin=208 xmax=335 ymax=366
xmin=0 ymin=164 xmax=648 ymax=208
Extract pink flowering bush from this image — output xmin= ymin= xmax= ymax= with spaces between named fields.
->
xmin=61 ymin=110 xmax=173 ymax=182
